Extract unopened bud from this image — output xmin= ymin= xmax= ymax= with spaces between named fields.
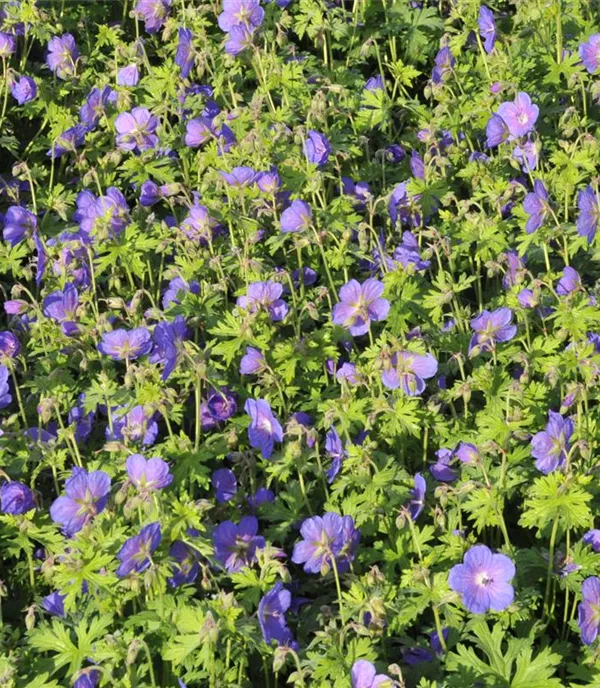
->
xmin=25 ymin=605 xmax=36 ymax=631
xmin=127 ymin=639 xmax=141 ymax=665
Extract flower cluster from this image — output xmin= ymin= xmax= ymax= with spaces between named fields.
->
xmin=1 ymin=1 xmax=600 ymax=686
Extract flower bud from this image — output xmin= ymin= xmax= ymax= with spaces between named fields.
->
xmin=127 ymin=639 xmax=141 ymax=665
xmin=25 ymin=605 xmax=36 ymax=631
xmin=273 ymin=646 xmax=289 ymax=673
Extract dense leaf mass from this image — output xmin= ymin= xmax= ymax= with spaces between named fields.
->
xmin=1 ymin=0 xmax=600 ymax=686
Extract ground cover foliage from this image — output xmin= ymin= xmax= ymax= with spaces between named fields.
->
xmin=1 ymin=0 xmax=600 ymax=686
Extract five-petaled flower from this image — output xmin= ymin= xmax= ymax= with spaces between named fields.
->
xmin=258 ymin=582 xmax=296 ymax=648
xmin=50 ymin=467 xmax=111 ymax=536
xmin=213 ymin=515 xmax=265 ymax=573
xmin=245 ymin=398 xmax=283 ymax=459
xmin=448 ymin=544 xmax=515 ymax=614
xmin=381 ymin=350 xmax=437 ymax=395
xmin=468 ymin=307 xmax=517 ymax=356
xmin=530 ymin=410 xmax=574 ymax=474
xmin=332 ymin=279 xmax=390 ymax=336
xmin=116 ymin=522 xmax=162 ymax=577
xmin=578 ymin=576 xmax=600 ymax=644
xmin=292 ymin=512 xmax=359 ymax=575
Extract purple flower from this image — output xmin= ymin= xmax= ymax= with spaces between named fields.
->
xmin=115 ymin=108 xmax=159 ymax=153
xmin=381 ymin=351 xmax=437 ymax=395
xmin=577 ymin=185 xmax=600 ymax=243
xmin=116 ymin=522 xmax=162 ymax=577
xmin=578 ymin=577 xmax=600 ymax=644
xmin=48 ymin=124 xmax=87 ymax=158
xmin=336 ymin=362 xmax=359 ymax=385
xmin=513 ymin=140 xmax=538 ymax=172
xmin=280 ymin=199 xmax=312 ymax=233
xmin=68 ymin=394 xmax=95 ymax=444
xmin=248 ymin=487 xmax=275 ymax=509
xmin=501 ymin=249 xmax=526 ymax=289
xmin=80 ymin=86 xmax=116 ymax=128
xmin=485 ymin=114 xmax=510 ymax=148
xmin=0 ymin=331 xmax=20 ymax=358
xmin=431 ymin=47 xmax=454 ymax=84
xmin=325 ymin=427 xmax=347 ymax=483
xmin=341 ymin=177 xmax=371 ymax=210
xmin=77 ymin=187 xmax=130 ymax=238
xmin=496 ymin=92 xmax=539 ymax=139
xmin=213 ymin=515 xmax=265 ymax=573
xmin=34 ymin=230 xmax=47 ymax=287
xmin=175 ymin=28 xmax=194 ymax=77
xmin=0 ymin=32 xmax=15 ymax=58
xmin=387 ymin=144 xmax=405 ymax=163
xmin=468 ymin=308 xmax=517 ymax=356
xmin=168 ymin=540 xmax=200 ymax=587
xmin=108 ymin=405 xmax=159 ymax=446
xmin=579 ymin=35 xmax=600 ymax=74
xmin=523 ymin=180 xmax=550 ymax=234
xmin=245 ymin=398 xmax=283 ymax=459
xmin=448 ymin=544 xmax=515 ymax=613
xmin=479 ymin=6 xmax=496 ymax=53
xmin=4 ymin=299 xmax=29 ymax=315
xmin=162 ymin=277 xmax=200 ymax=308
xmin=126 ymin=454 xmax=172 ymax=492
xmin=470 ymin=151 xmax=489 ymax=163
xmin=0 ymin=365 xmax=12 ymax=408
xmin=218 ymin=0 xmax=265 ymax=32
xmin=304 ymin=130 xmax=330 ymax=166
xmin=3 ymin=205 xmax=37 ymax=245
xmin=74 ymin=670 xmax=100 ymax=688
xmin=0 ymin=481 xmax=35 ymax=514
xmin=556 ymin=266 xmax=581 ymax=296
xmin=237 ymin=281 xmax=289 ymax=321
xmin=47 ymin=34 xmax=79 ymax=80
xmin=184 ymin=115 xmax=217 ymax=148
xmin=256 ymin=168 xmax=281 ymax=194
xmin=408 ymin=473 xmax=426 ymax=521
xmin=365 ymin=75 xmax=385 ymax=92
xmin=139 ymin=180 xmax=161 ymax=207
xmin=388 ymin=182 xmax=421 ymax=226
xmin=410 ymin=150 xmax=425 ymax=179
xmin=456 ymin=442 xmax=479 ymax=465
xmin=291 ymin=512 xmax=359 ymax=575
xmin=50 ymin=467 xmax=111 ymax=536
xmin=201 ymin=388 xmax=238 ymax=431
xmin=430 ymin=448 xmax=458 ymax=483
xmin=98 ymin=328 xmax=152 ymax=361
xmin=150 ymin=316 xmax=189 ymax=380
xmin=212 ymin=468 xmax=237 ymax=503
xmin=219 ymin=166 xmax=256 ymax=187
xmin=403 ymin=629 xmax=449 ymax=664
xmin=583 ymin=530 xmax=600 ymax=553
xmin=392 ymin=231 xmax=430 ymax=271
xmin=240 ymin=346 xmax=265 ymax=374
xmin=225 ymin=24 xmax=255 ymax=55
xmin=531 ymin=410 xmax=573 ymax=474
xmin=135 ymin=0 xmax=172 ymax=33
xmin=332 ymin=279 xmax=390 ymax=336
xmin=351 ymin=660 xmax=391 ymax=688
xmin=258 ymin=583 xmax=295 ymax=647
xmin=42 ymin=591 xmax=66 ymax=618
xmin=10 ymin=75 xmax=37 ymax=104
xmin=117 ymin=64 xmax=140 ymax=86
xmin=43 ymin=283 xmax=79 ymax=336
xmin=180 ymin=202 xmax=218 ymax=243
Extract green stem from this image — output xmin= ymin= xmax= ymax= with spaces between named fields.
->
xmin=140 ymin=641 xmax=157 ymax=688
xmin=330 ymin=554 xmax=346 ymax=627
xmin=543 ymin=518 xmax=560 ymax=619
